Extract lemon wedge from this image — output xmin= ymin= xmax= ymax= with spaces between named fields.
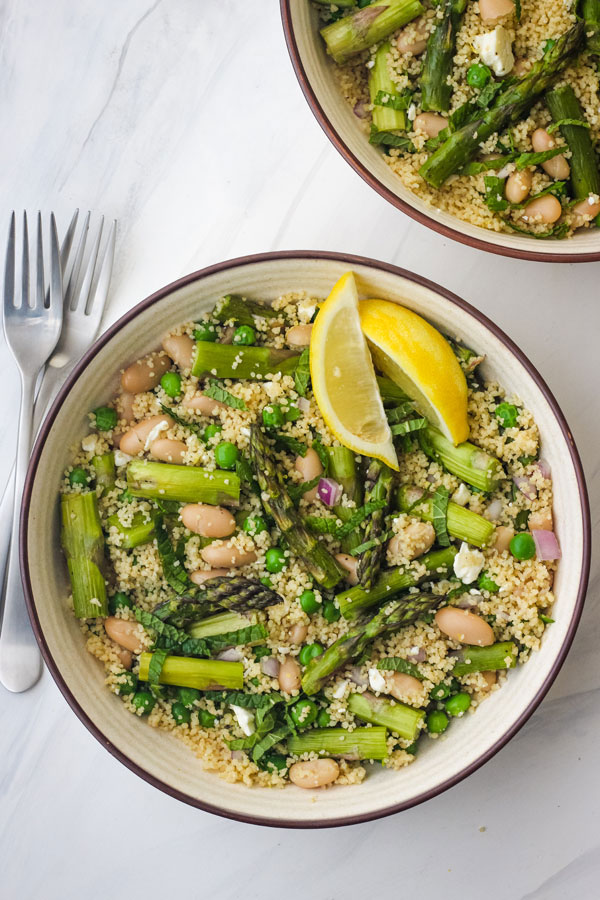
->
xmin=310 ymin=272 xmax=398 ymax=470
xmin=359 ymin=299 xmax=469 ymax=445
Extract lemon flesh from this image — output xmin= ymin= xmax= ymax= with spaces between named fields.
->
xmin=310 ymin=273 xmax=398 ymax=470
xmin=359 ymin=299 xmax=469 ymax=445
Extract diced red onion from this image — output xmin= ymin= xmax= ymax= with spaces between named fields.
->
xmin=536 ymin=458 xmax=551 ymax=480
xmin=485 ymin=498 xmax=503 ymax=521
xmin=217 ymin=648 xmax=242 ymax=662
xmin=297 ymin=396 xmax=310 ymax=413
xmin=220 ymin=325 xmax=235 ymax=345
xmin=513 ymin=475 xmax=537 ymax=500
xmin=317 ymin=477 xmax=342 ymax=507
xmin=353 ymin=100 xmax=370 ymax=119
xmin=261 ymin=656 xmax=280 ymax=678
xmin=231 ymin=750 xmax=245 ymax=761
xmin=426 ymin=473 xmax=437 ymax=483
xmin=407 ymin=647 xmax=427 ymax=663
xmin=532 ymin=529 xmax=561 ymax=561
xmin=349 ymin=666 xmax=369 ymax=687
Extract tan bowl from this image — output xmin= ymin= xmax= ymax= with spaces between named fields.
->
xmin=21 ymin=252 xmax=590 ymax=827
xmin=281 ymin=3 xmax=600 ymax=263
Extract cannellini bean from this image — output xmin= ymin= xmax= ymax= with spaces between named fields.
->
xmin=505 ymin=169 xmax=532 ymax=204
xmin=183 ymin=393 xmax=226 ymax=416
xmin=121 ymin=352 xmax=171 ymax=393
xmin=104 ymin=617 xmax=144 ymax=654
xmin=531 ymin=128 xmax=570 ymax=180
xmin=289 ymin=623 xmax=309 ymax=644
xmin=388 ymin=672 xmax=427 ymax=703
xmin=493 ymin=525 xmax=514 ymax=552
xmin=529 ymin=508 xmax=553 ymax=531
xmin=278 ymin=658 xmax=302 ymax=693
xmin=295 ymin=448 xmax=323 ymax=503
xmin=162 ymin=333 xmax=195 ymax=370
xmin=335 ymin=553 xmax=359 ymax=585
xmin=149 ymin=438 xmax=187 ymax=464
xmin=181 ymin=503 xmax=236 ymax=538
xmin=435 ymin=607 xmax=495 ymax=646
xmin=289 ymin=759 xmax=339 ymax=789
xmin=119 ymin=414 xmax=173 ymax=456
xmin=116 ymin=648 xmax=133 ymax=670
xmin=521 ymin=194 xmax=562 ymax=224
xmin=387 ymin=522 xmax=435 ymax=562
xmin=117 ymin=391 xmax=136 ymax=426
xmin=286 ymin=324 xmax=313 ymax=347
xmin=396 ymin=17 xmax=429 ymax=55
xmin=572 ymin=195 xmax=600 ymax=224
xmin=414 ymin=112 xmax=448 ymax=139
xmin=200 ymin=541 xmax=256 ymax=568
xmin=479 ymin=0 xmax=515 ymax=23
xmin=190 ymin=568 xmax=230 ymax=585
xmin=480 ymin=670 xmax=497 ymax=691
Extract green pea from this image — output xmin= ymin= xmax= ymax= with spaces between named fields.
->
xmin=290 ymin=699 xmax=318 ymax=729
xmin=426 ymin=710 xmax=449 ymax=734
xmin=198 ymin=709 xmax=217 ymax=728
xmin=298 ymin=642 xmax=324 ymax=666
xmin=262 ymin=404 xmax=285 ymax=429
xmin=243 ymin=515 xmax=267 ymax=535
xmin=68 ymin=467 xmax=89 ymax=487
xmin=194 ymin=322 xmax=218 ymax=342
xmin=171 ymin=701 xmax=191 ymax=725
xmin=299 ymin=589 xmax=319 ymax=615
xmin=233 ymin=325 xmax=256 ymax=345
xmin=495 ymin=402 xmax=519 ymax=428
xmin=316 ymin=708 xmax=331 ymax=727
xmin=93 ymin=406 xmax=118 ymax=431
xmin=160 ymin=371 xmax=182 ymax=398
xmin=477 ymin=571 xmax=500 ymax=593
xmin=214 ymin=441 xmax=239 ymax=469
xmin=429 ymin=681 xmax=452 ymax=701
xmin=131 ymin=692 xmax=155 ymax=716
xmin=177 ymin=686 xmax=201 ymax=708
xmin=322 ymin=598 xmax=341 ymax=623
xmin=117 ymin=672 xmax=138 ymax=696
xmin=445 ymin=692 xmax=471 ymax=717
xmin=265 ymin=547 xmax=286 ymax=573
xmin=260 ymin=576 xmax=273 ymax=588
xmin=109 ymin=591 xmax=133 ymax=615
xmin=509 ymin=532 xmax=536 ymax=561
xmin=467 ymin=62 xmax=491 ymax=89
xmin=204 ymin=423 xmax=222 ymax=442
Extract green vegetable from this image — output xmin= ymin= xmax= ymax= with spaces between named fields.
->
xmin=431 ymin=485 xmax=450 ymax=547
xmin=452 ymin=641 xmax=517 ymax=676
xmin=419 ymin=427 xmax=504 ymax=492
xmin=204 ymin=423 xmax=222 ymax=442
xmin=243 ymin=515 xmax=268 ymax=536
xmin=316 ymin=709 xmax=331 ymax=727
xmin=160 ymin=372 xmax=182 ymax=398
xmin=294 ymin=348 xmax=311 ymax=397
xmin=467 ymin=63 xmax=491 ymax=89
xmin=288 ymin=726 xmax=389 ymax=760
xmin=356 ymin=460 xmax=394 ymax=589
xmin=93 ymin=406 xmax=118 ymax=431
xmin=138 ymin=653 xmax=244 ymax=690
xmin=320 ymin=0 xmax=425 ymax=64
xmin=192 ymin=342 xmax=299 ymax=381
xmin=299 ymin=643 xmax=324 ymax=666
xmin=259 ymin=753 xmax=288 ymax=772
xmin=546 ymin=83 xmax=600 ymax=201
xmin=132 ymin=692 xmax=156 ymax=716
xmin=127 ymin=459 xmax=240 ymax=505
xmin=370 ymin=41 xmax=408 ymax=137
xmin=177 ymin=687 xmax=200 ymax=707
xmin=514 ymin=509 xmax=531 ymax=531
xmin=290 ymin=699 xmax=319 ymax=729
xmin=265 ymin=547 xmax=287 ymax=573
xmin=106 ymin=512 xmax=156 ymax=549
xmin=262 ymin=404 xmax=285 ymax=428
xmin=194 ymin=322 xmax=218 ymax=342
xmin=426 ymin=710 xmax=449 ymax=734
xmin=61 ymin=491 xmax=108 ymax=618
xmin=214 ymin=441 xmax=239 ymax=470
xmin=421 ymin=0 xmax=469 ymax=112
xmin=198 ymin=709 xmax=217 ymax=727
xmin=495 ymin=402 xmax=519 ymax=428
xmin=445 ymin=692 xmax=471 ymax=716
xmin=300 ymin=590 xmax=319 ymax=615
xmin=429 ymin=681 xmax=453 ymax=700
xmin=109 ymin=591 xmax=133 ymax=615
xmin=233 ymin=325 xmax=256 ymax=345
xmin=539 ymin=613 xmax=555 ymax=625
xmin=348 ymin=692 xmax=424 ymax=741
xmin=116 ymin=672 xmax=138 ymax=696
xmin=396 ymin=485 xmax=495 ymax=548
xmin=69 ymin=467 xmax=90 ymax=487
xmin=187 ymin=610 xmax=255 ymax=639
xmin=253 ymin=645 xmax=272 ymax=660
xmin=477 ymin=571 xmax=500 ymax=593
xmin=203 ymin=379 xmax=247 ymax=411
xmin=322 ymin=599 xmax=341 ymax=623
xmin=377 ymin=657 xmax=423 ymax=679
xmin=213 ymin=294 xmax=279 ymax=326
xmin=323 ymin=446 xmax=364 ymax=553
xmin=581 ymin=0 xmax=600 ymax=55
xmin=509 ymin=532 xmax=536 ymax=560
xmin=171 ymin=701 xmax=191 ymax=725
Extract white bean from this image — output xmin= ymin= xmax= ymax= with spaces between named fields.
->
xmin=521 ymin=195 xmax=562 ymax=224
xmin=183 ymin=393 xmax=226 ymax=416
xmin=104 ymin=617 xmax=144 ymax=654
xmin=190 ymin=568 xmax=230 ymax=585
xmin=529 ymin=508 xmax=553 ymax=531
xmin=493 ymin=525 xmax=514 ymax=553
xmin=480 ymin=670 xmax=497 ymax=691
xmin=119 ymin=415 xmax=173 ymax=456
xmin=295 ymin=448 xmax=323 ymax=503
xmin=387 ymin=522 xmax=435 ymax=562
xmin=286 ymin=324 xmax=313 ymax=347
xmin=278 ymin=657 xmax=302 ymax=693
xmin=289 ymin=623 xmax=309 ymax=644
xmin=289 ymin=759 xmax=339 ymax=789
xmin=121 ymin=353 xmax=170 ymax=393
xmin=149 ymin=438 xmax=187 ymax=464
xmin=479 ymin=0 xmax=515 ymax=23
xmin=435 ymin=607 xmax=495 ymax=646
xmin=181 ymin=503 xmax=236 ymax=538
xmin=531 ymin=128 xmax=570 ymax=180
xmin=572 ymin=195 xmax=600 ymax=224
xmin=505 ymin=169 xmax=532 ymax=204
xmin=162 ymin=333 xmax=195 ymax=370
xmin=414 ymin=112 xmax=448 ymax=139
xmin=388 ymin=672 xmax=427 ymax=703
xmin=335 ymin=553 xmax=359 ymax=585
xmin=200 ymin=541 xmax=256 ymax=568
xmin=396 ymin=17 xmax=428 ymax=55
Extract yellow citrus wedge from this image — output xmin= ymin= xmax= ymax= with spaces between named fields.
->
xmin=359 ymin=299 xmax=469 ymax=445
xmin=310 ymin=272 xmax=398 ymax=470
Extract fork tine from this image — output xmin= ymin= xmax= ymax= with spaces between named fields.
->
xmin=36 ymin=212 xmax=45 ymax=308
xmin=60 ymin=209 xmax=79 ymax=273
xmin=87 ymin=218 xmax=116 ymax=320
xmin=49 ymin=213 xmax=62 ymax=313
xmin=64 ymin=210 xmax=90 ymax=310
xmin=78 ymin=216 xmax=104 ymax=315
xmin=4 ymin=212 xmax=15 ymax=315
xmin=21 ymin=212 xmax=30 ymax=309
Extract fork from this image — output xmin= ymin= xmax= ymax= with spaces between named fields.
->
xmin=0 ymin=212 xmax=116 ymax=693
xmin=0 ymin=212 xmax=63 ymax=692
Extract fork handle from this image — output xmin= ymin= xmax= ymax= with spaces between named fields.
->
xmin=0 ymin=370 xmax=42 ymax=692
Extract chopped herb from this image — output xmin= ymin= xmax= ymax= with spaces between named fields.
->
xmin=431 ymin=485 xmax=450 ymax=547
xmin=514 ymin=509 xmax=531 ymax=531
xmin=373 ymin=88 xmax=412 ymax=110
xmin=275 ymin=434 xmax=308 ymax=457
xmin=349 ymin=529 xmax=393 ymax=556
xmin=377 ymin=657 xmax=423 ymax=679
xmin=547 ymin=118 xmax=590 ymax=133
xmin=369 ymin=126 xmax=414 ymax=150
xmin=147 ymin=648 xmax=170 ymax=684
xmin=294 ymin=348 xmax=310 ymax=397
xmin=254 ymin=645 xmax=272 ymax=660
xmin=204 ymin=379 xmax=247 ymax=410
xmin=159 ymin=404 xmax=204 ymax=438
xmin=205 ymin=690 xmax=283 ymax=710
xmin=288 ymin=474 xmax=321 ymax=502
xmin=386 ymin=401 xmax=417 ymax=424
xmin=390 ymin=417 xmax=427 ymax=435
xmin=311 ymin=438 xmax=330 ymax=473
xmin=539 ymin=613 xmax=555 ymax=624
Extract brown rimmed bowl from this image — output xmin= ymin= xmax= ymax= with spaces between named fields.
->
xmin=21 ymin=251 xmax=590 ymax=827
xmin=281 ymin=2 xmax=600 ymax=263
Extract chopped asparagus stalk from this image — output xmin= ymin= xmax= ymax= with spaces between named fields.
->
xmin=419 ymin=427 xmax=504 ymax=493
xmin=192 ymin=342 xmax=299 ymax=381
xmin=138 ymin=653 xmax=243 ymax=690
xmin=546 ymin=84 xmax=600 ymax=201
xmin=581 ymin=0 xmax=600 ymax=56
xmin=187 ymin=610 xmax=256 ymax=639
xmin=61 ymin=492 xmax=108 ymax=617
xmin=396 ymin=485 xmax=495 ymax=548
xmin=421 ymin=0 xmax=468 ymax=113
xmin=287 ymin=726 xmax=388 ymax=761
xmin=369 ymin=42 xmax=407 ymax=134
xmin=92 ymin=452 xmax=116 ymax=496
xmin=452 ymin=641 xmax=517 ymax=676
xmin=127 ymin=459 xmax=240 ymax=505
xmin=213 ymin=294 xmax=280 ymax=326
xmin=106 ymin=512 xmax=156 ymax=549
xmin=325 ymin=446 xmax=363 ymax=552
xmin=356 ymin=461 xmax=394 ymax=588
xmin=348 ymin=691 xmax=424 ymax=741
xmin=337 ymin=546 xmax=457 ymax=619
xmin=320 ymin=0 xmax=425 ymax=64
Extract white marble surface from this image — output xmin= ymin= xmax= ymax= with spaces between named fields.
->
xmin=1 ymin=1 xmax=599 ymax=896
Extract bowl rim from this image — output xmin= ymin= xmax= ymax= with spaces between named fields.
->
xmin=20 ymin=249 xmax=591 ymax=828
xmin=279 ymin=1 xmax=600 ymax=264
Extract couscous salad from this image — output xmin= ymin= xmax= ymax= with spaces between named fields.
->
xmin=315 ymin=0 xmax=600 ymax=238
xmin=60 ymin=273 xmax=559 ymax=789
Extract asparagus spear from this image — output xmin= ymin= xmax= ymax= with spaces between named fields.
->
xmin=337 ymin=545 xmax=457 ymax=619
xmin=127 ymin=459 xmax=240 ymax=505
xmin=320 ymin=0 xmax=425 ymax=64
xmin=581 ymin=0 xmax=600 ymax=55
xmin=396 ymin=485 xmax=495 ymax=548
xmin=546 ymin=84 xmax=600 ymax=200
xmin=419 ymin=427 xmax=504 ymax=493
xmin=249 ymin=425 xmax=346 ymax=589
xmin=187 ymin=610 xmax=256 ymax=639
xmin=106 ymin=512 xmax=156 ymax=549
xmin=420 ymin=23 xmax=585 ymax=188
xmin=369 ymin=42 xmax=408 ymax=135
xmin=213 ymin=294 xmax=280 ymax=327
xmin=421 ymin=0 xmax=468 ymax=112
xmin=92 ymin=452 xmax=116 ymax=496
xmin=192 ymin=342 xmax=299 ymax=381
xmin=356 ymin=461 xmax=394 ymax=588
xmin=302 ymin=594 xmax=443 ymax=694
xmin=61 ymin=492 xmax=108 ymax=617
xmin=324 ymin=446 xmax=363 ymax=552
xmin=287 ymin=726 xmax=388 ymax=761
xmin=348 ymin=691 xmax=424 ymax=741
xmin=153 ymin=576 xmax=283 ymax=624
xmin=138 ymin=652 xmax=243 ymax=690
xmin=452 ymin=641 xmax=517 ymax=676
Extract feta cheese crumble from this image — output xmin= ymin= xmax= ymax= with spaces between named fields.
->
xmin=473 ymin=26 xmax=514 ymax=77
xmin=230 ymin=705 xmax=256 ymax=737
xmin=368 ymin=668 xmax=389 ymax=693
xmin=453 ymin=542 xmax=485 ymax=584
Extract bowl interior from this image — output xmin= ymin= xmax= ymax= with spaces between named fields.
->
xmin=23 ymin=254 xmax=588 ymax=826
xmin=283 ymin=2 xmax=600 ymax=262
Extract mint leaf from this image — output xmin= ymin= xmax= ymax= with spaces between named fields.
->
xmin=294 ymin=348 xmax=310 ymax=397
xmin=204 ymin=379 xmax=247 ymax=410
xmin=432 ymin=485 xmax=450 ymax=547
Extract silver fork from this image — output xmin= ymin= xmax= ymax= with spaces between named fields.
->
xmin=0 ymin=212 xmax=63 ymax=692
xmin=0 ymin=212 xmax=116 ymax=693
